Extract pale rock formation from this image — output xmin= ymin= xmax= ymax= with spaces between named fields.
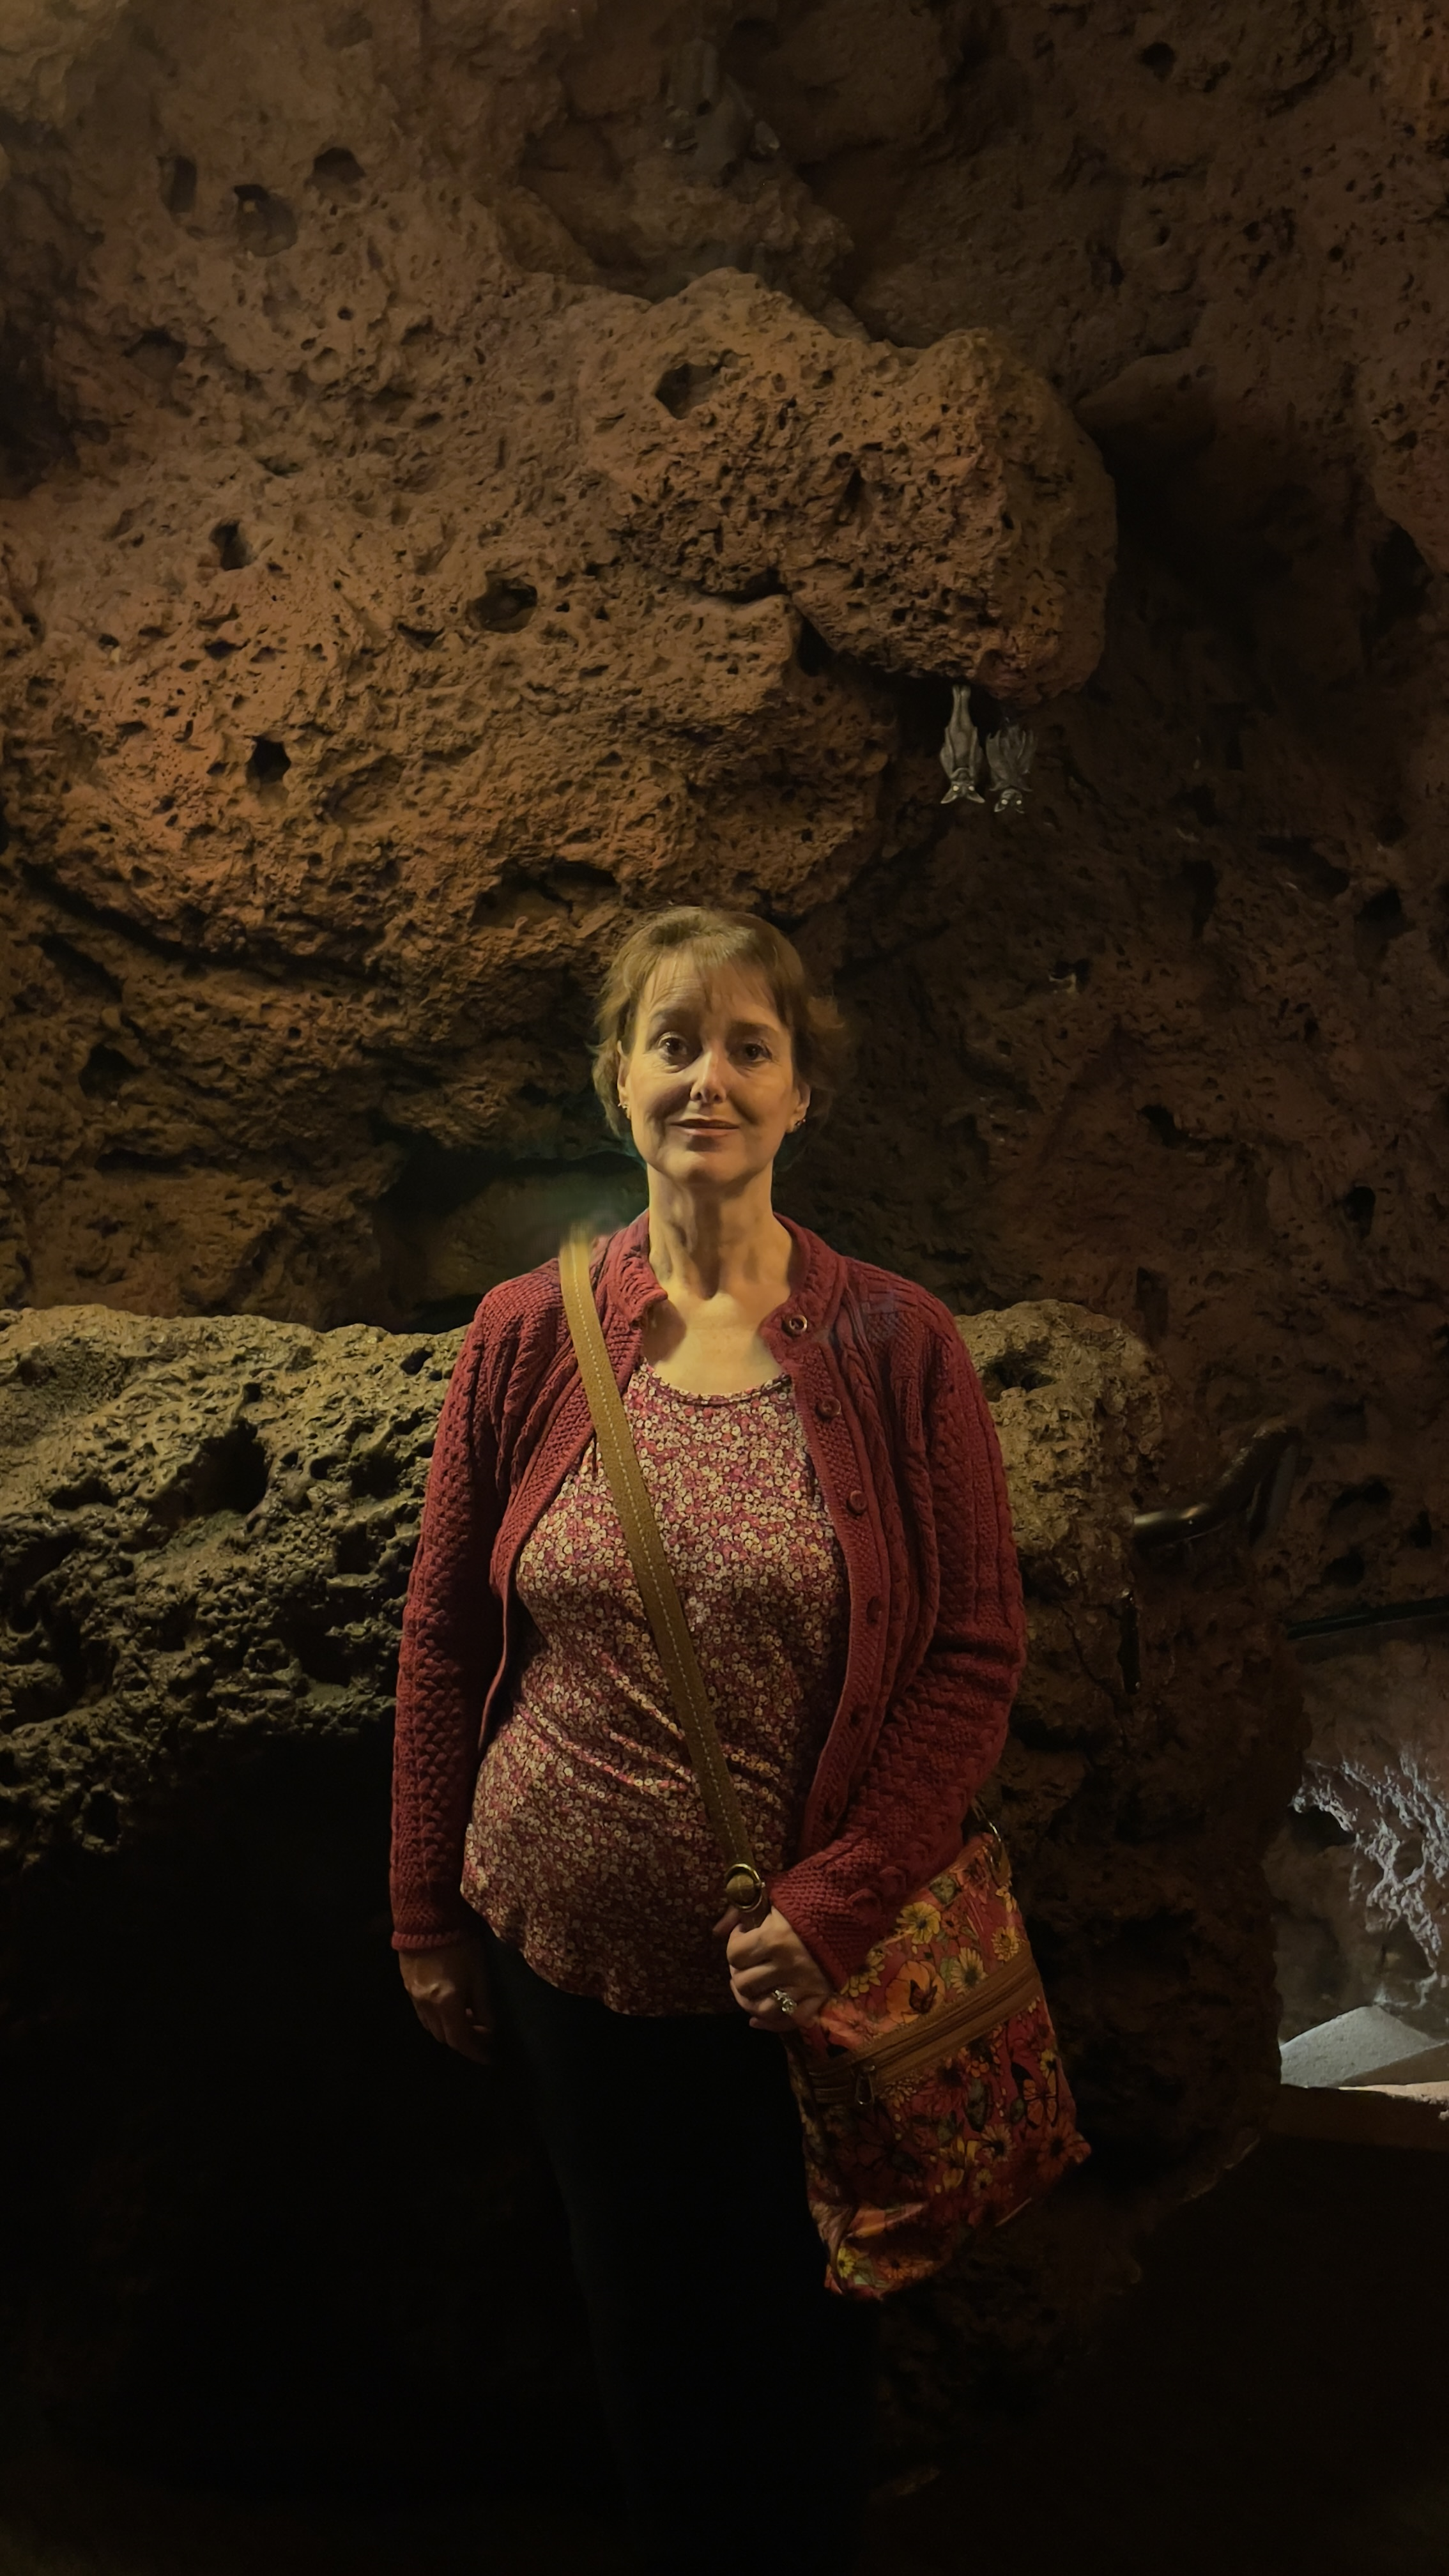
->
xmin=1270 ymin=1628 xmax=1449 ymax=2038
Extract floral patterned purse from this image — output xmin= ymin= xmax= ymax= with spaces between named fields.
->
xmin=560 ymin=1233 xmax=1089 ymax=2301
xmin=784 ymin=1821 xmax=1089 ymax=2296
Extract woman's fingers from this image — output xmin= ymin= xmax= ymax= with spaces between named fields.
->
xmin=436 ymin=1993 xmax=489 ymax=2062
xmin=398 ymin=1942 xmax=493 ymax=2063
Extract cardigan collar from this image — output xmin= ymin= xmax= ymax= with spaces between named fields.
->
xmin=601 ymin=1208 xmax=843 ymax=1340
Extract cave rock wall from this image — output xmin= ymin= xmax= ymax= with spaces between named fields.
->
xmin=0 ymin=1293 xmax=1300 ymax=2474
xmin=3 ymin=0 xmax=1449 ymax=2129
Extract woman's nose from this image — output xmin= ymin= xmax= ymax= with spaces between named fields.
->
xmin=689 ymin=1050 xmax=727 ymax=1098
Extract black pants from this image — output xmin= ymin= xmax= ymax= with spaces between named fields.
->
xmin=482 ymin=1926 xmax=879 ymax=2575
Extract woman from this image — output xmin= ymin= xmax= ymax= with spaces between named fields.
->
xmin=391 ymin=906 xmax=1025 ymax=2573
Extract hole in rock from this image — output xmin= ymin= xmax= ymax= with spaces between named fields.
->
xmin=348 ymin=1441 xmax=399 ymax=1499
xmin=39 ymin=932 xmax=117 ymax=999
xmin=1289 ymin=1804 xmax=1354 ymax=1852
xmin=1323 ymin=1547 xmax=1367 ymax=1588
xmin=211 ymin=519 xmax=252 ymax=569
xmin=234 ymin=184 xmax=298 ymax=256
xmin=50 ymin=1472 xmax=114 ymax=1510
xmin=310 ymin=147 xmax=366 ymax=195
xmin=467 ymin=577 xmax=538 ymax=634
xmin=1353 ymin=884 xmax=1408 ymax=973
xmin=1405 ymin=1508 xmax=1434 ymax=1548
xmin=981 ymin=1349 xmax=1053 ymax=1395
xmin=128 ymin=330 xmax=186 ymax=384
xmin=832 ymin=466 xmax=864 ymax=525
xmin=150 ymin=1420 xmax=270 ymax=1531
xmin=151 ymin=1595 xmax=196 ymax=1652
xmin=1328 ymin=1477 xmax=1391 ymax=1526
xmin=84 ymin=1790 xmax=119 ymax=1844
xmin=79 ymin=1043 xmax=138 ymax=1100
xmin=1260 ymin=836 xmax=1351 ymax=900
xmin=654 ymin=358 xmax=724 ymax=418
xmin=36 ymin=1595 xmax=102 ymax=1707
xmin=1340 ymin=1184 xmax=1376 ymax=1241
xmin=279 ymin=1604 xmax=351 ymax=1687
xmin=1138 ymin=40 xmax=1176 ymax=77
xmin=1134 ymin=1268 xmax=1170 ymax=1342
xmin=794 ymin=619 xmax=831 ymax=676
xmin=204 ymin=638 xmax=237 ymax=659
xmin=1140 ymin=1103 xmax=1186 ymax=1148
xmin=1368 ymin=524 xmax=1431 ymax=638
xmin=161 ymin=155 xmax=197 ymax=216
xmin=247 ymin=737 xmax=291 ymax=790
xmin=334 ymin=1523 xmax=374 ymax=1574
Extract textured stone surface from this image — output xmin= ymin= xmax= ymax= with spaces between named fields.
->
xmin=0 ymin=0 xmax=1110 ymax=1342
xmin=1269 ymin=1627 xmax=1449 ymax=2040
xmin=0 ymin=1294 xmax=1301 ymax=2472
xmin=579 ymin=268 xmax=1113 ymax=696
xmin=0 ymin=0 xmax=1444 ymax=1676
xmin=0 ymin=0 xmax=127 ymax=128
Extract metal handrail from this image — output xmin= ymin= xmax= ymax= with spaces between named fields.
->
xmin=1132 ymin=1420 xmax=1302 ymax=1554
xmin=1288 ymin=1595 xmax=1449 ymax=1641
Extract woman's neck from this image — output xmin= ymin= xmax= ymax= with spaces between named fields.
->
xmin=644 ymin=1173 xmax=793 ymax=1307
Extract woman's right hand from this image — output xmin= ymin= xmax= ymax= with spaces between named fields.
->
xmin=399 ymin=1938 xmax=494 ymax=2064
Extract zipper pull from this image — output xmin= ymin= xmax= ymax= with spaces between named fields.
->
xmin=853 ymin=2066 xmax=877 ymax=2110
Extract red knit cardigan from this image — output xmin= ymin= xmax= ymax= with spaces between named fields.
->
xmin=389 ymin=1213 xmax=1026 ymax=1991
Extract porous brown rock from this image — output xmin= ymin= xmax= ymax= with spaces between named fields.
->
xmin=0 ymin=0 xmax=1443 ymax=1689
xmin=0 ymin=1294 xmax=1301 ymax=2474
xmin=0 ymin=0 xmax=1111 ymax=1346
xmin=579 ymin=268 xmax=1112 ymax=696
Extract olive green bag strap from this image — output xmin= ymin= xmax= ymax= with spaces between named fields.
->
xmin=558 ymin=1229 xmax=767 ymax=1917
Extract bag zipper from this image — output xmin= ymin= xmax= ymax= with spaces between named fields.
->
xmin=804 ymin=1944 xmax=1043 ymax=2110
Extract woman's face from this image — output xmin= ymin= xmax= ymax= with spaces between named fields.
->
xmin=615 ymin=957 xmax=809 ymax=1193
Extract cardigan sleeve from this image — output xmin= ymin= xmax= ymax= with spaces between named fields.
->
xmin=389 ymin=1314 xmax=503 ymax=1951
xmin=766 ymin=1318 xmax=1025 ymax=1989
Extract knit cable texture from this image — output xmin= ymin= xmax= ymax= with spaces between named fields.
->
xmin=389 ymin=1216 xmax=1026 ymax=1989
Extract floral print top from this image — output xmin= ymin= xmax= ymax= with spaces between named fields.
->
xmin=462 ymin=1360 xmax=849 ymax=2015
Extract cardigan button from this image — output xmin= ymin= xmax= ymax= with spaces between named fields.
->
xmin=846 ymin=1487 xmax=867 ymax=1515
xmin=783 ymin=1312 xmax=808 ymax=1336
xmin=815 ymin=1395 xmax=841 ymax=1420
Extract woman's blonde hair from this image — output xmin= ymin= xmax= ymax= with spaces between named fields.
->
xmin=591 ymin=907 xmax=849 ymax=1140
